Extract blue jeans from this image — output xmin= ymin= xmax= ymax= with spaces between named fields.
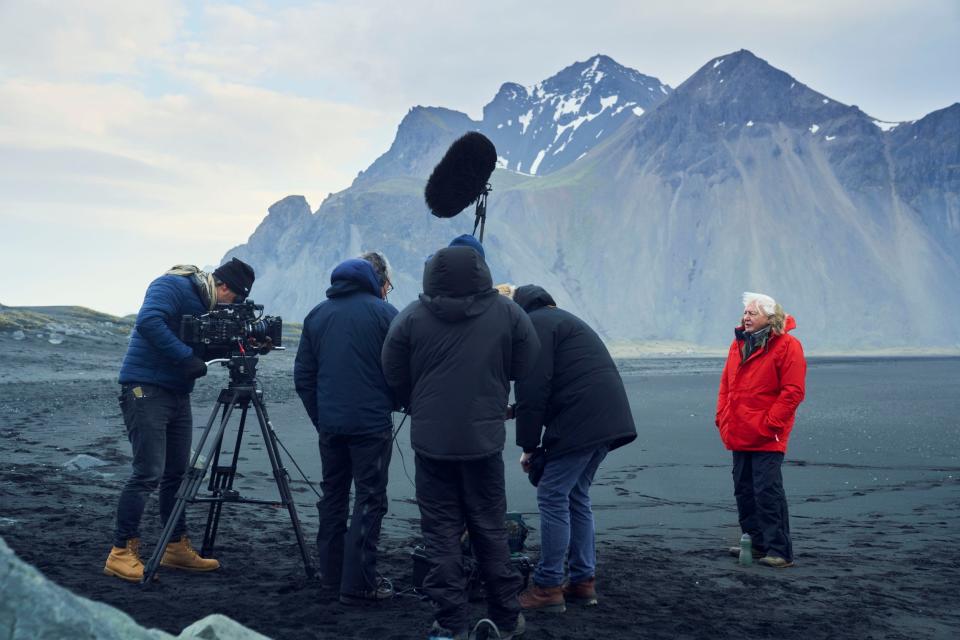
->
xmin=534 ymin=446 xmax=607 ymax=587
xmin=113 ymin=384 xmax=192 ymax=548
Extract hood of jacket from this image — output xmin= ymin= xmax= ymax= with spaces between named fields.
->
xmin=513 ymin=285 xmax=556 ymax=313
xmin=326 ymin=258 xmax=381 ymax=299
xmin=419 ymin=246 xmax=497 ymax=322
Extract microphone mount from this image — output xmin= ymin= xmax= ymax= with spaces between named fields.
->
xmin=471 ymin=184 xmax=492 ymax=243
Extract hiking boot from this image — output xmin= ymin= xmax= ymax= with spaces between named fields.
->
xmin=428 ymin=621 xmax=467 ymax=640
xmin=518 ymin=584 xmax=566 ymax=612
xmin=563 ymin=577 xmax=598 ymax=606
xmin=468 ymin=613 xmax=525 ymax=640
xmin=758 ymin=555 xmax=795 ymax=568
xmin=339 ymin=577 xmax=394 ymax=605
xmin=728 ymin=546 xmax=765 ymax=559
xmin=499 ymin=613 xmax=525 ymax=640
xmin=160 ymin=536 xmax=220 ymax=572
xmin=104 ymin=538 xmax=144 ymax=582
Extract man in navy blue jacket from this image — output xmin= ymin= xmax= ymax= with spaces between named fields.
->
xmin=104 ymin=257 xmax=255 ymax=582
xmin=294 ymin=253 xmax=399 ymax=604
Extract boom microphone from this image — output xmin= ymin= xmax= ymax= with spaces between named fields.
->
xmin=424 ymin=132 xmax=497 ymax=219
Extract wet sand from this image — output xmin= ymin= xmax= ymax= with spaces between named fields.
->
xmin=1 ymin=332 xmax=958 ymax=639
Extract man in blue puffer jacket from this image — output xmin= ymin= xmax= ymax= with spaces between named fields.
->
xmin=104 ymin=257 xmax=255 ymax=582
xmin=294 ymin=252 xmax=399 ymax=604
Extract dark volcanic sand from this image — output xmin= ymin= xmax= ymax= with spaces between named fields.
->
xmin=1 ymin=333 xmax=959 ymax=639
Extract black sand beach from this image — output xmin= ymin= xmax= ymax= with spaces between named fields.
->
xmin=2 ymin=330 xmax=959 ymax=639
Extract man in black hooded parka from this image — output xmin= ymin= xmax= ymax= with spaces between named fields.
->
xmin=381 ymin=246 xmax=540 ymax=640
xmin=511 ymin=285 xmax=637 ymax=611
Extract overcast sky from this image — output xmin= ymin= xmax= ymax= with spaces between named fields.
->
xmin=1 ymin=0 xmax=958 ymax=315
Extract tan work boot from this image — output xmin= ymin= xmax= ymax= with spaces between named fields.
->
xmin=563 ymin=577 xmax=598 ymax=606
xmin=160 ymin=536 xmax=220 ymax=572
xmin=518 ymin=583 xmax=566 ymax=612
xmin=104 ymin=538 xmax=144 ymax=582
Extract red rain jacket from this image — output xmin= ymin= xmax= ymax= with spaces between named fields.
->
xmin=715 ymin=316 xmax=806 ymax=453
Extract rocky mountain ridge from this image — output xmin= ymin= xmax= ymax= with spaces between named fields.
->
xmin=224 ymin=50 xmax=960 ymax=351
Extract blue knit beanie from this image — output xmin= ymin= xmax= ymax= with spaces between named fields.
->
xmin=448 ymin=234 xmax=485 ymax=259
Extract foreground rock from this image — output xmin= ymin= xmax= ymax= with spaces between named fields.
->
xmin=0 ymin=536 xmax=271 ymax=640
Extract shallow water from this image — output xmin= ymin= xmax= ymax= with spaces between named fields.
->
xmin=177 ymin=355 xmax=960 ymax=546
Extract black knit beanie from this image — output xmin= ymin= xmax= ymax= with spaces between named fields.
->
xmin=213 ymin=258 xmax=255 ymax=300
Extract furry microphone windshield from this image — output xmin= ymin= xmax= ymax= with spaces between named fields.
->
xmin=424 ymin=132 xmax=497 ymax=218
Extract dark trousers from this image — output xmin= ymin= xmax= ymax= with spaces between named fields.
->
xmin=114 ymin=384 xmax=192 ymax=548
xmin=732 ymin=451 xmax=793 ymax=561
xmin=415 ymin=453 xmax=522 ymax=634
xmin=315 ymin=429 xmax=392 ymax=594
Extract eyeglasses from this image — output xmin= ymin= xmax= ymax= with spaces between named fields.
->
xmin=385 ymin=281 xmax=394 ymax=295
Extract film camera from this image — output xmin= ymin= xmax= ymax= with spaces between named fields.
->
xmin=180 ymin=300 xmax=282 ymax=360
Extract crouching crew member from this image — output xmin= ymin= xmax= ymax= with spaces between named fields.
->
xmin=510 ymin=285 xmax=637 ymax=611
xmin=105 ymin=258 xmax=255 ymax=581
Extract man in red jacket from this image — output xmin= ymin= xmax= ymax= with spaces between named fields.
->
xmin=716 ymin=292 xmax=806 ymax=568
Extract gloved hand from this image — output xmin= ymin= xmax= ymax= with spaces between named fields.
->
xmin=183 ymin=356 xmax=208 ymax=380
xmin=247 ymin=336 xmax=274 ymax=355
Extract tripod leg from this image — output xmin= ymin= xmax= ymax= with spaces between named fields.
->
xmin=205 ymin=403 xmax=231 ymax=492
xmin=202 ymin=399 xmax=249 ymax=556
xmin=141 ymin=390 xmax=239 ymax=585
xmin=252 ymin=394 xmax=316 ymax=578
xmin=202 ymin=403 xmax=230 ymax=551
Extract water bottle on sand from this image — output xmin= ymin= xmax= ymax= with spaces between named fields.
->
xmin=739 ymin=533 xmax=753 ymax=566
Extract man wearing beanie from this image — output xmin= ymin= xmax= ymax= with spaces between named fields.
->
xmin=382 ymin=246 xmax=539 ymax=639
xmin=104 ymin=257 xmax=255 ymax=582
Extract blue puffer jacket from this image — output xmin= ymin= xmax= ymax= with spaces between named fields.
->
xmin=294 ymin=259 xmax=399 ymax=434
xmin=118 ymin=274 xmax=207 ymax=394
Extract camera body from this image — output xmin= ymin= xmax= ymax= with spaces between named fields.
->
xmin=180 ymin=300 xmax=282 ymax=359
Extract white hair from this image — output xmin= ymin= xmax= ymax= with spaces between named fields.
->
xmin=359 ymin=251 xmax=393 ymax=287
xmin=742 ymin=291 xmax=777 ymax=316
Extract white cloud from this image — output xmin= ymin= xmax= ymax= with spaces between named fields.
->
xmin=0 ymin=0 xmax=184 ymax=78
xmin=0 ymin=75 xmax=393 ymax=222
xmin=0 ymin=0 xmax=957 ymax=314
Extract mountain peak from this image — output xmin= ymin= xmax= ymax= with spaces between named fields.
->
xmin=663 ymin=49 xmax=856 ymax=131
xmin=482 ymin=54 xmax=670 ymax=175
xmin=531 ymin=53 xmax=668 ymax=97
xmin=689 ymin=49 xmax=791 ymax=88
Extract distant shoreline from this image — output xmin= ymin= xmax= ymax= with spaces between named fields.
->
xmin=3 ymin=304 xmax=958 ymax=359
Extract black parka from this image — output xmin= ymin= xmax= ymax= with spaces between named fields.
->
xmin=381 ymin=247 xmax=540 ymax=460
xmin=513 ymin=285 xmax=637 ymax=457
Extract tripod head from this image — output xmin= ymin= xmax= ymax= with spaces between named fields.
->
xmin=206 ymin=355 xmax=260 ymax=386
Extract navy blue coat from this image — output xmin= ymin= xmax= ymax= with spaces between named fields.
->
xmin=118 ymin=274 xmax=208 ymax=394
xmin=294 ymin=259 xmax=399 ymax=434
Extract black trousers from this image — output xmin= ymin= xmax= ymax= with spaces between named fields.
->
xmin=415 ymin=453 xmax=522 ymax=634
xmin=114 ymin=384 xmax=192 ymax=548
xmin=732 ymin=451 xmax=793 ymax=562
xmin=315 ymin=429 xmax=392 ymax=594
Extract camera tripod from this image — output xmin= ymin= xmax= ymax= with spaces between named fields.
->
xmin=141 ymin=354 xmax=315 ymax=584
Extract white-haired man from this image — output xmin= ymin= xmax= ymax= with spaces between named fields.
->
xmin=715 ymin=292 xmax=806 ymax=568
